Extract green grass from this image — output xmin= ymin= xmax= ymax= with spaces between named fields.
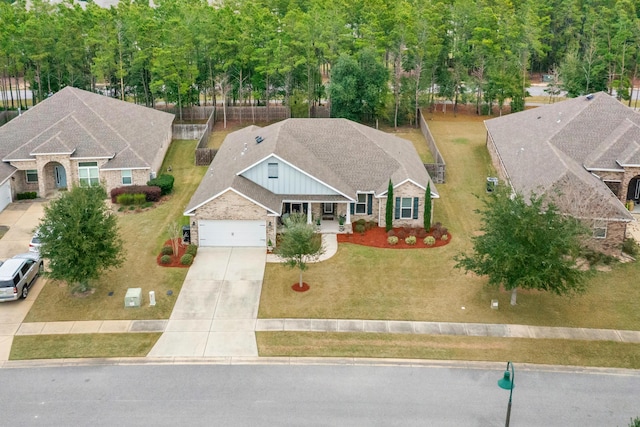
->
xmin=24 ymin=140 xmax=207 ymax=322
xmin=257 ymin=332 xmax=640 ymax=369
xmin=259 ymin=113 xmax=640 ymax=331
xmin=379 ymin=126 xmax=435 ymax=163
xmin=10 ymin=333 xmax=160 ymax=360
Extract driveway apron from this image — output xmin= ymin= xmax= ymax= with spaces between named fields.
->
xmin=148 ymin=247 xmax=266 ymax=358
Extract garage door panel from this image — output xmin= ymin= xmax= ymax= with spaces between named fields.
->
xmin=0 ymin=181 xmax=12 ymax=213
xmin=199 ymin=220 xmax=266 ymax=247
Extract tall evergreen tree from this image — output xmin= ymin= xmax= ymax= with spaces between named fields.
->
xmin=424 ymin=182 xmax=432 ymax=231
xmin=386 ymin=179 xmax=394 ymax=232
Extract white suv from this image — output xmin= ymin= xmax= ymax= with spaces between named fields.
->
xmin=0 ymin=253 xmax=43 ymax=301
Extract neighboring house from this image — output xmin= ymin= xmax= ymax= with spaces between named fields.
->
xmin=0 ymin=86 xmax=174 ymax=211
xmin=485 ymin=92 xmax=636 ymax=255
xmin=184 ymin=118 xmax=439 ymax=247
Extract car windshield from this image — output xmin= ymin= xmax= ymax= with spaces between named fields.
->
xmin=31 ymin=236 xmax=41 ymax=244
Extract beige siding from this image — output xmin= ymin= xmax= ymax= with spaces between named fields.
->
xmin=101 ymin=169 xmax=150 ymax=194
xmin=379 ymin=181 xmax=426 ymax=229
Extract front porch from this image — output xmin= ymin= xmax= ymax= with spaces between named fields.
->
xmin=279 ymin=200 xmax=354 ymax=234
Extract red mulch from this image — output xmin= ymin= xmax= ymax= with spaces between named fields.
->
xmin=291 ymin=282 xmax=310 ymax=292
xmin=337 ymin=227 xmax=451 ymax=249
xmin=156 ymin=239 xmax=190 ymax=268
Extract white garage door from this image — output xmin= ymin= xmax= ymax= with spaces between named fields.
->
xmin=0 ymin=180 xmax=12 ymax=213
xmin=198 ymin=220 xmax=266 ymax=247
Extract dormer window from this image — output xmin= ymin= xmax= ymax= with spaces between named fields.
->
xmin=268 ymin=162 xmax=278 ymax=179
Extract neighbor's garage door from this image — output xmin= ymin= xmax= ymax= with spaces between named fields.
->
xmin=198 ymin=220 xmax=266 ymax=247
xmin=0 ymin=180 xmax=12 ymax=213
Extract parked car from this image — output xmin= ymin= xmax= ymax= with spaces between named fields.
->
xmin=0 ymin=253 xmax=44 ymax=301
xmin=29 ymin=230 xmax=42 ymax=253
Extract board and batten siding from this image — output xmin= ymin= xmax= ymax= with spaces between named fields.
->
xmin=242 ymin=156 xmax=339 ymax=195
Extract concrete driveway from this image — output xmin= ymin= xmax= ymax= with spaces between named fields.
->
xmin=0 ymin=201 xmax=46 ymax=360
xmin=148 ymin=247 xmax=266 ymax=358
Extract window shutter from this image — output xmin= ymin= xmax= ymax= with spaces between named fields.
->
xmin=395 ymin=197 xmax=400 ymax=219
xmin=413 ymin=197 xmax=419 ymax=219
xmin=350 ymin=203 xmax=355 ymax=215
xmin=367 ymin=194 xmax=373 ymax=215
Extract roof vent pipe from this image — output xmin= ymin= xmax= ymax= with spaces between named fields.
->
xmin=255 ymin=136 xmax=264 ymax=144
xmin=586 ymin=93 xmax=594 ymax=100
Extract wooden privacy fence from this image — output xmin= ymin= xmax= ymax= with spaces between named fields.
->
xmin=216 ymin=106 xmax=290 ymax=122
xmin=194 ymin=107 xmax=217 ymax=166
xmin=162 ymin=106 xmax=215 ymax=121
xmin=419 ymin=109 xmax=446 ymax=184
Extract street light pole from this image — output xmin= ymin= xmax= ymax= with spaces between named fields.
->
xmin=497 ymin=361 xmax=515 ymax=427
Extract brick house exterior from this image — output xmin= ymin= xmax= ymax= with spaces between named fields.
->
xmin=0 ymin=87 xmax=174 ymax=206
xmin=485 ymin=92 xmax=636 ymax=256
xmin=185 ymin=118 xmax=438 ymax=247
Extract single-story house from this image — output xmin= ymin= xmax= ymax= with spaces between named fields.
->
xmin=485 ymin=92 xmax=637 ymax=255
xmin=184 ymin=118 xmax=439 ymax=247
xmin=0 ymin=86 xmax=174 ymax=211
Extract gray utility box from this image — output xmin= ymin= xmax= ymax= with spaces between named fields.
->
xmin=125 ymin=287 xmax=143 ymax=308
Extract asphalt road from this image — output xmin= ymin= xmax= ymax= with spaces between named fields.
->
xmin=0 ymin=363 xmax=638 ymax=426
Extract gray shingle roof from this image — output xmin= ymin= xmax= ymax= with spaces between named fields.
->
xmin=185 ymin=118 xmax=437 ymax=214
xmin=0 ymin=87 xmax=174 ymax=178
xmin=485 ymin=92 xmax=634 ymax=221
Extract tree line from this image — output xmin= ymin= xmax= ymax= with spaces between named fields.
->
xmin=1 ymin=0 xmax=638 ymax=125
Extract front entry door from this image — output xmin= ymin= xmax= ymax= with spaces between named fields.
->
xmin=55 ymin=166 xmax=67 ymax=188
xmin=323 ymin=203 xmax=333 ymax=214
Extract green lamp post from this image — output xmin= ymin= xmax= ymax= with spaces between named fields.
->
xmin=497 ymin=361 xmax=515 ymax=427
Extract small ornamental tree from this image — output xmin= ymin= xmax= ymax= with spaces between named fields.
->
xmin=454 ymin=188 xmax=591 ymax=305
xmin=424 ymin=182 xmax=432 ymax=231
xmin=386 ymin=179 xmax=394 ymax=232
xmin=276 ymin=214 xmax=324 ymax=289
xmin=38 ymin=185 xmax=124 ymax=293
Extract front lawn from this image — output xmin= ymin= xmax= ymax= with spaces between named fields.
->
xmin=24 ymin=139 xmax=208 ymax=322
xmin=259 ymin=114 xmax=640 ymax=331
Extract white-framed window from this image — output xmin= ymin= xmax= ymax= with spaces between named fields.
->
xmin=26 ymin=169 xmax=38 ymax=183
xmin=400 ymin=197 xmax=413 ymax=219
xmin=593 ymin=219 xmax=607 ymax=239
xmin=78 ymin=162 xmax=99 ymax=186
xmin=355 ymin=194 xmax=367 ymax=214
xmin=121 ymin=169 xmax=132 ymax=185
xmin=268 ymin=162 xmax=278 ymax=179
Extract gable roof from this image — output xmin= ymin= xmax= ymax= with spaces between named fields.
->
xmin=485 ymin=92 xmax=634 ymax=222
xmin=0 ymin=87 xmax=174 ymax=178
xmin=185 ymin=118 xmax=437 ymax=214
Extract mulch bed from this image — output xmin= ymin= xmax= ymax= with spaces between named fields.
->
xmin=291 ymin=282 xmax=310 ymax=292
xmin=156 ymin=239 xmax=190 ymax=268
xmin=337 ymin=226 xmax=451 ymax=249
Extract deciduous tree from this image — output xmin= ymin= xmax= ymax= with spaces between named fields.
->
xmin=37 ymin=186 xmax=124 ymax=293
xmin=454 ymin=189 xmax=591 ymax=305
xmin=276 ymin=214 xmax=324 ymax=289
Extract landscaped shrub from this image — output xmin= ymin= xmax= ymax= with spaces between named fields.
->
xmin=432 ymin=224 xmax=448 ymax=240
xmin=147 ymin=174 xmax=175 ymax=196
xmin=116 ymin=193 xmax=134 ymax=205
xmin=366 ymin=220 xmax=377 ymax=231
xmin=110 ymin=185 xmax=161 ymax=203
xmin=161 ymin=246 xmax=173 ymax=256
xmin=160 ymin=255 xmax=171 ymax=264
xmin=403 ymin=226 xmax=413 ymax=236
xmin=387 ymin=236 xmax=399 ymax=245
xmin=622 ymin=238 xmax=639 ymax=257
xmin=180 ymin=253 xmax=194 ymax=265
xmin=354 ymin=219 xmax=366 ymax=228
xmin=16 ymin=191 xmax=37 ymax=200
xmin=417 ymin=228 xmax=428 ymax=239
xmin=386 ymin=229 xmax=395 ymax=237
xmin=142 ymin=201 xmax=153 ymax=209
xmin=405 ymin=236 xmax=417 ymax=245
xmin=424 ymin=236 xmax=436 ymax=246
xmin=396 ymin=229 xmax=406 ymax=239
xmin=186 ymin=244 xmax=198 ymax=256
xmin=441 ymin=234 xmax=449 ymax=241
xmin=133 ymin=193 xmax=146 ymax=205
xmin=355 ymin=223 xmax=365 ymax=234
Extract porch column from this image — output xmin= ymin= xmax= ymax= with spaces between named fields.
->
xmin=345 ymin=202 xmax=351 ymax=224
xmin=307 ymin=202 xmax=312 ymax=224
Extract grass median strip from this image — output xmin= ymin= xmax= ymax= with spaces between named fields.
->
xmin=257 ymin=332 xmax=640 ymax=369
xmin=10 ymin=333 xmax=161 ymax=360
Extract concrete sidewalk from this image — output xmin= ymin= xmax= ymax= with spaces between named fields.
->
xmin=255 ymin=319 xmax=640 ymax=342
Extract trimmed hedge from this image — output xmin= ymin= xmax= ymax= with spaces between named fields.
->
xmin=161 ymin=246 xmax=173 ymax=256
xmin=387 ymin=236 xmax=399 ymax=245
xmin=16 ymin=191 xmax=37 ymax=200
xmin=147 ymin=174 xmax=174 ymax=196
xmin=180 ymin=254 xmax=194 ymax=265
xmin=185 ymin=244 xmax=198 ymax=256
xmin=160 ymin=255 xmax=171 ymax=264
xmin=110 ymin=185 xmax=161 ymax=203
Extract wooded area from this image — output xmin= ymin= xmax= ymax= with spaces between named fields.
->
xmin=0 ymin=0 xmax=638 ymax=125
